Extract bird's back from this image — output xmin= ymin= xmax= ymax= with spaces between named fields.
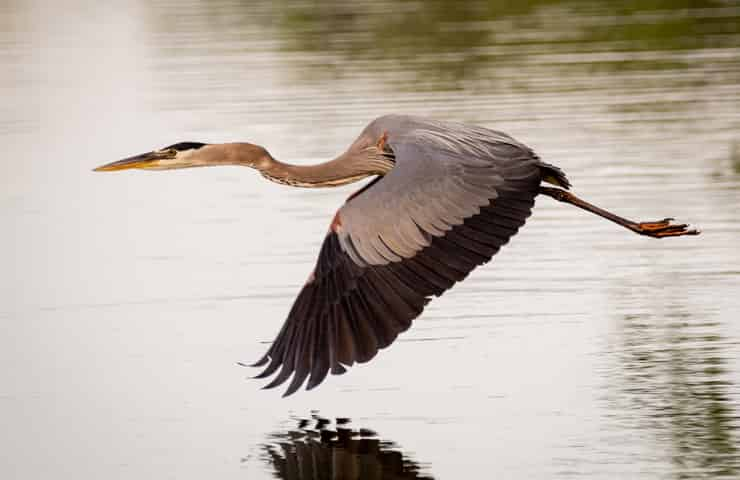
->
xmin=361 ymin=114 xmax=570 ymax=189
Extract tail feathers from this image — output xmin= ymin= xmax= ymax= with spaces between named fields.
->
xmin=536 ymin=160 xmax=571 ymax=189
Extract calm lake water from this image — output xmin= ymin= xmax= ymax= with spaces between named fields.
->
xmin=2 ymin=1 xmax=740 ymax=478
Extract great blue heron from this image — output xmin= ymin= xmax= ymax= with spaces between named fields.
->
xmin=94 ymin=115 xmax=699 ymax=396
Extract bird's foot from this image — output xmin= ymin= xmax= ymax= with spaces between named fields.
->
xmin=631 ymin=218 xmax=700 ymax=238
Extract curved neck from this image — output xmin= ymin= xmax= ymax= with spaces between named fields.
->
xmin=258 ymin=150 xmax=394 ymax=188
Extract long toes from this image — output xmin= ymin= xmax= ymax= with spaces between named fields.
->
xmin=660 ymin=223 xmax=688 ymax=232
xmin=655 ymin=227 xmax=700 ymax=238
xmin=638 ymin=218 xmax=675 ymax=230
xmin=638 ymin=220 xmax=700 ymax=238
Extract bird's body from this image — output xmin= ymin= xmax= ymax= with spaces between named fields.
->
xmin=95 ymin=115 xmax=699 ymax=396
xmin=250 ymin=115 xmax=571 ymax=396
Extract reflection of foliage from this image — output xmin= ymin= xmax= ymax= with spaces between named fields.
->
xmin=261 ymin=416 xmax=434 ymax=480
xmin=148 ymin=0 xmax=740 ymax=92
xmin=270 ymin=0 xmax=739 ymax=85
xmin=277 ymin=0 xmax=543 ymax=56
xmin=732 ymin=142 xmax=740 ymax=175
xmin=618 ymin=312 xmax=739 ymax=477
xmin=580 ymin=0 xmax=739 ymax=51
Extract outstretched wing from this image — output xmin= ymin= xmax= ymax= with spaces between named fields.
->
xmin=252 ymin=116 xmax=546 ymax=396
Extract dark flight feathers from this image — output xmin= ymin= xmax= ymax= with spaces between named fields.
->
xmin=251 ymin=115 xmax=566 ymax=396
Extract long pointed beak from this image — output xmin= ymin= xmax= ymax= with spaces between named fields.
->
xmin=93 ymin=151 xmax=170 ymax=172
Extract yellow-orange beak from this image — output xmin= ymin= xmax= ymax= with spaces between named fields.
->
xmin=93 ymin=150 xmax=173 ymax=172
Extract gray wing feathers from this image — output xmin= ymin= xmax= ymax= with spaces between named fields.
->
xmin=338 ymin=120 xmax=524 ymax=267
xmin=252 ymin=115 xmax=550 ymax=395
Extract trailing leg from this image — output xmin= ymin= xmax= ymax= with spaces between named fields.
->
xmin=538 ymin=186 xmax=700 ymax=238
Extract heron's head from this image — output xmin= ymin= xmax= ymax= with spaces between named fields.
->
xmin=93 ymin=142 xmax=273 ymax=172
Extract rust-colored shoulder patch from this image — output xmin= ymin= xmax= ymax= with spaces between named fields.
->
xmin=330 ymin=210 xmax=343 ymax=232
xmin=376 ymin=131 xmax=389 ymax=152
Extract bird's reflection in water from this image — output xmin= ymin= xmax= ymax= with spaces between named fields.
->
xmin=261 ymin=416 xmax=433 ymax=479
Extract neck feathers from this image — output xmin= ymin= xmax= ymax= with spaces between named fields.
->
xmin=258 ymin=148 xmax=394 ymax=188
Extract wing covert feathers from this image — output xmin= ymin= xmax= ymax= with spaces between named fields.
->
xmin=253 ymin=174 xmax=540 ymax=396
xmin=252 ymin=115 xmax=554 ymax=395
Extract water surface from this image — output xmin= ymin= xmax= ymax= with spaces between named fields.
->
xmin=2 ymin=1 xmax=739 ymax=478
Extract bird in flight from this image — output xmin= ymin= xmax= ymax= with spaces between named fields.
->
xmin=95 ymin=115 xmax=699 ymax=396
